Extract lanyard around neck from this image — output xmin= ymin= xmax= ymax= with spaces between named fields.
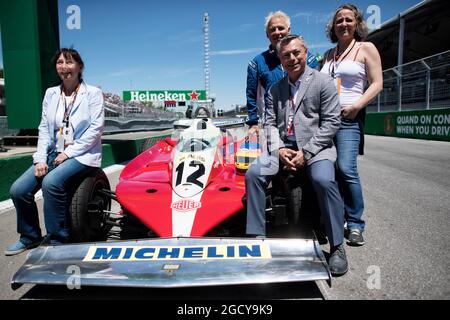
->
xmin=329 ymin=39 xmax=356 ymax=78
xmin=60 ymin=83 xmax=80 ymax=121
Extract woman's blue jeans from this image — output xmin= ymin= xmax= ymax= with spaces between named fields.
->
xmin=9 ymin=152 xmax=95 ymax=245
xmin=335 ymin=119 xmax=365 ymax=232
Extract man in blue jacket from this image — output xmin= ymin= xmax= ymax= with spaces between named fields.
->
xmin=245 ymin=11 xmax=318 ymax=134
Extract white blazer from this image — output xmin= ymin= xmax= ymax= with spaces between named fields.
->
xmin=33 ymin=81 xmax=104 ymax=168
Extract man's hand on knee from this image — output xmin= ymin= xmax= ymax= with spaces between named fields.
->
xmin=279 ymin=148 xmax=297 ymax=171
xmin=248 ymin=125 xmax=259 ymax=136
xmin=292 ymin=150 xmax=306 ymax=169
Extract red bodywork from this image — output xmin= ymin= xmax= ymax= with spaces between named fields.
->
xmin=116 ymin=136 xmax=246 ymax=237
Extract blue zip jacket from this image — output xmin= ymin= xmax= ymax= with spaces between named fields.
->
xmin=245 ymin=46 xmax=318 ymax=126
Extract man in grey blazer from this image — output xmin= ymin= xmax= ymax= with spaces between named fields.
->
xmin=245 ymin=34 xmax=347 ymax=276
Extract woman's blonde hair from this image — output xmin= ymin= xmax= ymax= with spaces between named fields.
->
xmin=326 ymin=3 xmax=368 ymax=43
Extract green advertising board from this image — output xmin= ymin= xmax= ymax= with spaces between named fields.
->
xmin=365 ymin=108 xmax=450 ymax=141
xmin=0 ymin=0 xmax=60 ymax=129
xmin=123 ymin=90 xmax=206 ymax=102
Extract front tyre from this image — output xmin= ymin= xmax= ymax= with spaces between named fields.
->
xmin=70 ymin=168 xmax=112 ymax=242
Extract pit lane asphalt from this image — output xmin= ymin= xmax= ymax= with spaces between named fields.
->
xmin=0 ymin=135 xmax=449 ymax=300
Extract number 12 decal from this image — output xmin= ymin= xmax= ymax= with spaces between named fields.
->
xmin=175 ymin=161 xmax=205 ymax=188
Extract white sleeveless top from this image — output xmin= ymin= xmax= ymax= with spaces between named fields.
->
xmin=321 ymin=57 xmax=367 ymax=107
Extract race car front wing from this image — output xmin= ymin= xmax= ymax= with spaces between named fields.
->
xmin=12 ymin=237 xmax=330 ymax=289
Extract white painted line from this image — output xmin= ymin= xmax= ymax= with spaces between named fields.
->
xmin=0 ymin=164 xmax=125 ymax=215
xmin=316 ymin=279 xmax=332 ymax=300
xmin=0 ymin=199 xmax=14 ymax=214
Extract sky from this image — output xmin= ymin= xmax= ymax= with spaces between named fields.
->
xmin=1 ymin=0 xmax=421 ymax=110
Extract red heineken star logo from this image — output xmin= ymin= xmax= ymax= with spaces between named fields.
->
xmin=188 ymin=91 xmax=200 ymax=100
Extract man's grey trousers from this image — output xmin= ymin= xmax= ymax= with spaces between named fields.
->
xmin=245 ymin=152 xmax=345 ymax=247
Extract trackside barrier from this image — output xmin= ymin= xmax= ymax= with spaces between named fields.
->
xmin=365 ymin=108 xmax=450 ymax=141
xmin=0 ymin=134 xmax=170 ymax=202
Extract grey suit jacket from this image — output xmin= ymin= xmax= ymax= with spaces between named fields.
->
xmin=264 ymin=66 xmax=341 ymax=165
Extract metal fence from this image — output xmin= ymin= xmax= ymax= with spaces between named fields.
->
xmin=0 ymin=116 xmax=19 ymax=138
xmin=367 ymin=50 xmax=450 ymax=113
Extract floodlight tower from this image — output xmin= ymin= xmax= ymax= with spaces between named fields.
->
xmin=203 ymin=12 xmax=210 ymax=105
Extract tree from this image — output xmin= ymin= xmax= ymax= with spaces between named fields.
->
xmin=0 ymin=69 xmax=3 ymax=78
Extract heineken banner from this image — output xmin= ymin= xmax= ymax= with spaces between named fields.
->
xmin=123 ymin=90 xmax=206 ymax=102
xmin=365 ymin=108 xmax=450 ymax=141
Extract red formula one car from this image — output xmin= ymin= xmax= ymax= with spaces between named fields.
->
xmin=12 ymin=118 xmax=330 ymax=289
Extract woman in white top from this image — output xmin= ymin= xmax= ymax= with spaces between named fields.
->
xmin=5 ymin=48 xmax=104 ymax=255
xmin=321 ymin=4 xmax=382 ymax=246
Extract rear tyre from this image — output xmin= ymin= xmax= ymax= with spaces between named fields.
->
xmin=285 ymin=172 xmax=304 ymax=237
xmin=286 ymin=181 xmax=302 ymax=226
xmin=70 ymin=169 xmax=112 ymax=242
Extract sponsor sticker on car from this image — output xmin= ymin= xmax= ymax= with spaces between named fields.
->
xmin=83 ymin=244 xmax=272 ymax=261
xmin=171 ymin=199 xmax=202 ymax=211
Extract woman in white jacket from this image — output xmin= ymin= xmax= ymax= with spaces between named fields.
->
xmin=5 ymin=48 xmax=104 ymax=255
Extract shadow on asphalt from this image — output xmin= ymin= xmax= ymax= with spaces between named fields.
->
xmin=19 ymin=281 xmax=324 ymax=300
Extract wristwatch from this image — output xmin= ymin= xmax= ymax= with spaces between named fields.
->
xmin=302 ymin=149 xmax=313 ymax=161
